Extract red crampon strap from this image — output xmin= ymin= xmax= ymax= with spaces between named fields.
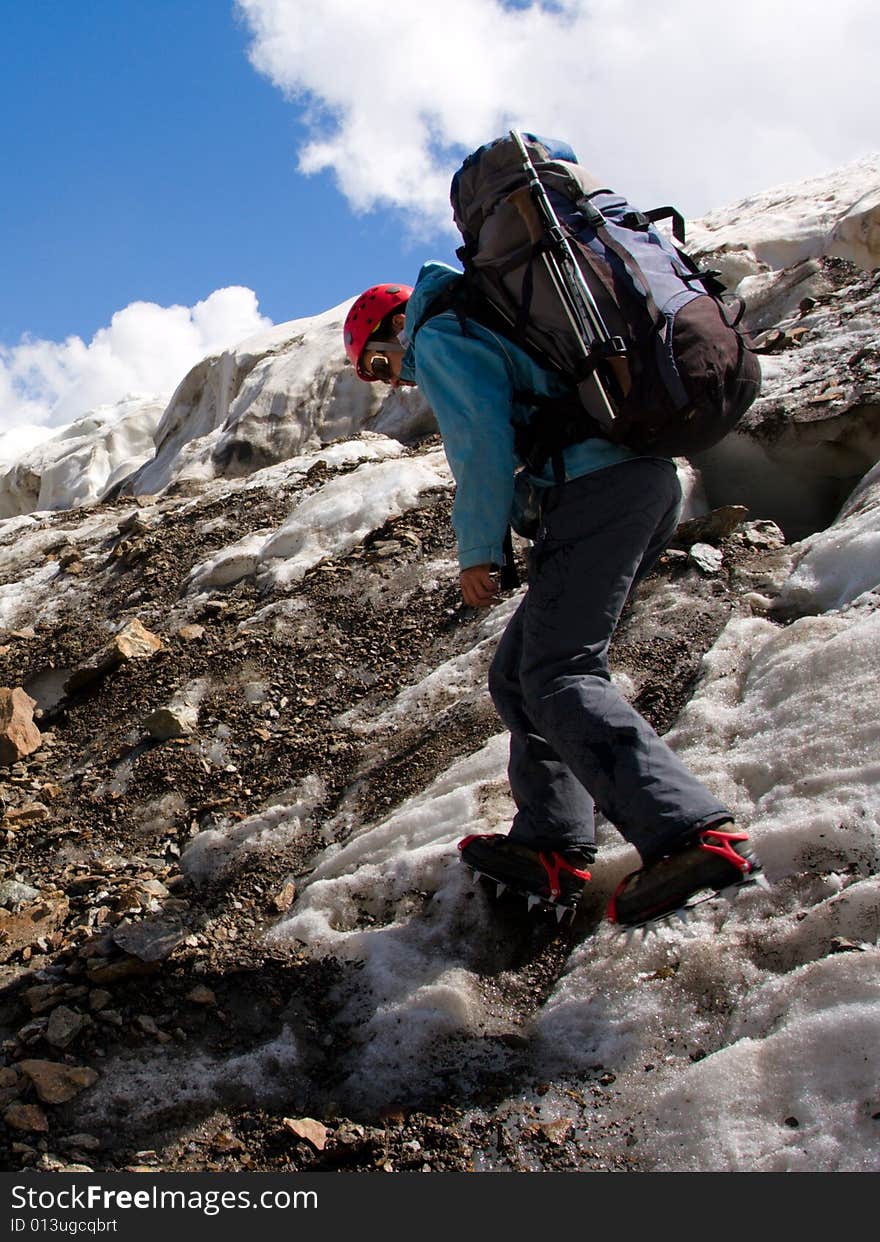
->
xmin=698 ymin=828 xmax=753 ymax=874
xmin=457 ymin=833 xmax=497 ymax=853
xmin=606 ymin=869 xmax=640 ymax=923
xmin=537 ymin=851 xmax=592 ymax=900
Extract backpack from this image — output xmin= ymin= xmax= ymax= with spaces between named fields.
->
xmin=438 ymin=133 xmax=761 ymax=464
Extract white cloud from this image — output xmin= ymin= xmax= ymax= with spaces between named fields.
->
xmin=0 ymin=286 xmax=272 ymax=433
xmin=236 ymin=0 xmax=880 ymax=231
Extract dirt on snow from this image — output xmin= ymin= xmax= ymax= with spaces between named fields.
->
xmin=0 ymin=435 xmax=790 ymax=1173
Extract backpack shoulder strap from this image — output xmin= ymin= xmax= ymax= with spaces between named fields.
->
xmin=408 ymin=279 xmax=465 ymax=341
xmin=409 ymin=275 xmax=519 ymax=344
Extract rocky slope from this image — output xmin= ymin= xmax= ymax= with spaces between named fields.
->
xmin=1 ymin=158 xmax=878 ymax=1174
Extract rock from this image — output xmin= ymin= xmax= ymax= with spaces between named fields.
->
xmin=741 ymin=519 xmax=786 ymax=549
xmin=177 ymin=624 xmax=206 ymax=642
xmin=64 ymin=874 xmax=103 ymax=898
xmin=59 ymin=1133 xmax=103 ymax=1152
xmin=110 ymin=918 xmax=186 ymax=963
xmin=530 ymin=1118 xmax=574 ymax=1145
xmin=18 ymin=1060 xmax=99 ymax=1104
xmin=3 ymin=803 xmax=50 ymax=828
xmin=0 ymin=898 xmax=70 ymax=965
xmin=143 ymin=705 xmax=198 ymax=740
xmin=0 ymin=880 xmax=41 ymax=908
xmin=3 ymin=1102 xmax=49 ymax=1133
xmin=17 ymin=1016 xmax=49 ymax=1044
xmin=751 ymin=325 xmax=812 ymax=354
xmin=272 ymin=882 xmax=297 ymax=912
xmin=742 ymin=591 xmax=776 ymax=615
xmin=138 ymin=879 xmax=171 ymax=899
xmin=22 ymin=984 xmax=64 ymax=1015
xmin=282 ymin=1117 xmax=329 ymax=1151
xmin=370 ymin=539 xmax=403 ymax=558
xmin=672 ymin=506 xmax=749 ymax=549
xmin=64 ymin=619 xmax=163 ymax=694
xmin=110 ymin=618 xmax=163 ymax=660
xmin=829 ymin=936 xmax=866 ymax=954
xmin=186 ymin=984 xmax=216 ymax=1005
xmin=211 ymin=1129 xmax=244 ymax=1153
xmin=689 ymin=543 xmax=724 ymax=574
xmin=0 ymin=963 xmax=34 ymax=991
xmin=117 ymin=511 xmax=152 ymax=536
xmin=660 ymin=548 xmax=689 ymax=567
xmin=85 ymin=956 xmax=160 ymax=984
xmin=46 ymin=1005 xmax=87 ymax=1049
xmin=335 ymin=1122 xmax=367 ymax=1148
xmin=113 ymin=886 xmax=147 ymax=916
xmin=95 ymin=1009 xmax=124 ymax=1027
xmin=0 ymin=1066 xmax=22 ymax=1106
xmin=0 ymin=687 xmax=42 ymax=766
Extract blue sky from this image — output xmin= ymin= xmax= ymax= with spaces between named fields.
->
xmin=1 ymin=0 xmax=876 ymax=438
xmin=1 ymin=0 xmax=443 ymax=347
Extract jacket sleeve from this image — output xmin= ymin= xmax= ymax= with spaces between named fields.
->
xmin=412 ymin=315 xmax=519 ymax=570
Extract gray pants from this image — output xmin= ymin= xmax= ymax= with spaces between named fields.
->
xmin=489 ymin=457 xmax=730 ymax=862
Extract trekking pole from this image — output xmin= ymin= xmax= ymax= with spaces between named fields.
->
xmin=506 ymin=130 xmax=623 ymax=431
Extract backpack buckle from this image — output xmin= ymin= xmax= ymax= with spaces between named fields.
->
xmin=621 ymin=210 xmax=651 ymax=232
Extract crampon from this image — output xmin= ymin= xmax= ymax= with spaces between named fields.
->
xmin=458 ymin=833 xmax=592 ymax=924
xmin=608 ymin=824 xmax=770 ymax=931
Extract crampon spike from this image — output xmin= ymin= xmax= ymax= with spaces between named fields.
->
xmin=527 ymin=894 xmax=541 ymax=912
xmin=754 ymin=873 xmax=771 ymax=891
xmin=496 ymin=882 xmax=507 ymax=898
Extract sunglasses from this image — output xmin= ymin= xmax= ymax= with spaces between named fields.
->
xmin=364 ymin=337 xmax=404 ymax=383
xmin=366 ymin=352 xmax=395 ymax=382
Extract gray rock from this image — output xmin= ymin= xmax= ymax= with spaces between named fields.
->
xmin=741 ymin=519 xmax=787 ymax=548
xmin=111 ymin=918 xmax=187 ymax=963
xmin=0 ymin=880 xmax=41 ymax=909
xmin=143 ymin=704 xmax=198 ymax=740
xmin=46 ymin=1006 xmax=87 ymax=1049
xmin=689 ymin=543 xmax=724 ymax=574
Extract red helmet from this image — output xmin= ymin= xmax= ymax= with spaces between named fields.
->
xmin=343 ymin=283 xmax=413 ymax=380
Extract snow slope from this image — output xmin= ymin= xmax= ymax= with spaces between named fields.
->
xmin=1 ymin=157 xmax=879 ymax=1172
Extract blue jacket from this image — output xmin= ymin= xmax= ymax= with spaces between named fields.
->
xmin=401 ymin=260 xmax=635 ymax=570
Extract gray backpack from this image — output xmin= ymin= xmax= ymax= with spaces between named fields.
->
xmin=445 ymin=133 xmax=761 ymax=465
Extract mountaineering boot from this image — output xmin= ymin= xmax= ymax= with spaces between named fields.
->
xmin=608 ymin=824 xmax=765 ymax=929
xmin=458 ymin=833 xmax=592 ymax=921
